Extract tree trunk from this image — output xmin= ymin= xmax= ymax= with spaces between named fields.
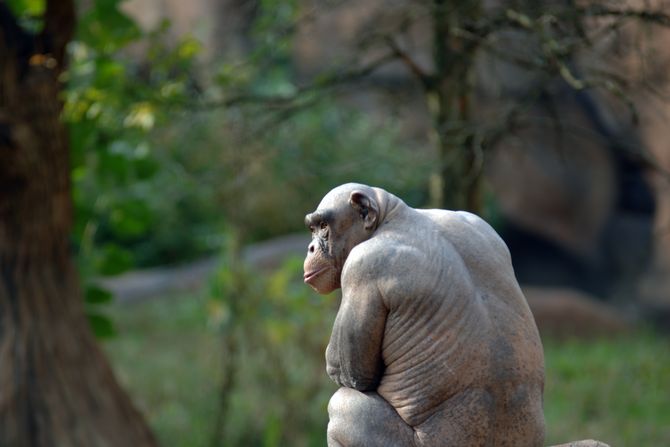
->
xmin=0 ymin=2 xmax=158 ymax=446
xmin=429 ymin=0 xmax=482 ymax=213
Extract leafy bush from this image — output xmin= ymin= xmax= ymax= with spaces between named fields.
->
xmin=66 ymin=4 xmax=209 ymax=273
xmin=63 ymin=0 xmax=433 ymax=276
xmin=206 ymin=249 xmax=341 ymax=445
xmin=63 ymin=0 xmax=433 ymax=343
xmin=151 ymin=101 xmax=432 ymax=243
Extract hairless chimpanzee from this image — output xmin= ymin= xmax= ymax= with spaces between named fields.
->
xmin=303 ymin=183 xmax=545 ymax=447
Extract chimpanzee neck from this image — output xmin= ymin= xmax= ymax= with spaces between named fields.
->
xmin=374 ymin=189 xmax=404 ymax=227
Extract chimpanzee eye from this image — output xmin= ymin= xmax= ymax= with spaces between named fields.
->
xmin=320 ymin=221 xmax=328 ymax=230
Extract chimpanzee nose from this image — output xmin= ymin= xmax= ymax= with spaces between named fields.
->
xmin=308 ymin=241 xmax=316 ymax=253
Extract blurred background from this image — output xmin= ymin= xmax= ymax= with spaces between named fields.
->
xmin=1 ymin=0 xmax=670 ymax=446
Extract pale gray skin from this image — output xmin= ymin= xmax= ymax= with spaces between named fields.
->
xmin=303 ymin=183 xmax=545 ymax=447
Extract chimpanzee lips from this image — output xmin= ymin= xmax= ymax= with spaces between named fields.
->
xmin=304 ymin=267 xmax=328 ymax=283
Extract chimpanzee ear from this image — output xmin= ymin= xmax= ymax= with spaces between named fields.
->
xmin=349 ymin=190 xmax=379 ymax=230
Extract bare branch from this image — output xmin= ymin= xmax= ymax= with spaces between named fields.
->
xmin=480 ymin=87 xmax=544 ymax=151
xmin=195 ymin=51 xmax=399 ymax=110
xmin=42 ymin=0 xmax=76 ymax=68
xmin=579 ymin=5 xmax=670 ymax=27
xmin=384 ymin=36 xmax=433 ymax=91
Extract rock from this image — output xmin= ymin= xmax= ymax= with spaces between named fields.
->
xmin=98 ymin=233 xmax=309 ymax=301
xmin=550 ymin=440 xmax=611 ymax=447
xmin=524 ymin=286 xmax=633 ymax=339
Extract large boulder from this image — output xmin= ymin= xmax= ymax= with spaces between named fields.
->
xmin=524 ymin=286 xmax=632 ymax=339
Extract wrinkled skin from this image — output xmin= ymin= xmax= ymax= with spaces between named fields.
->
xmin=304 ymin=183 xmax=545 ymax=447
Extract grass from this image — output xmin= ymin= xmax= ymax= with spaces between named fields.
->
xmin=104 ymin=292 xmax=221 ymax=447
xmin=544 ymin=331 xmax=670 ymax=445
xmin=104 ymin=292 xmax=670 ymax=446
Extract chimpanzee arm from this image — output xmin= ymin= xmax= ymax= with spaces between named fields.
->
xmin=326 ymin=255 xmax=387 ymax=391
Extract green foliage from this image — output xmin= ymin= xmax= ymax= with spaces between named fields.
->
xmin=104 ymin=291 xmax=219 ymax=446
xmin=20 ymin=0 xmax=432 ymax=346
xmin=156 ymin=101 xmax=431 ymax=243
xmin=211 ymin=0 xmax=298 ymax=96
xmin=85 ymin=284 xmax=114 ymax=304
xmin=103 ymin=255 xmax=337 ymax=446
xmin=87 ymin=312 xmax=117 ymax=338
xmin=55 ymin=0 xmax=208 ymax=339
xmin=6 ymin=0 xmax=43 ymax=15
xmin=60 ymin=0 xmax=432 ymax=280
xmin=60 ymin=0 xmax=433 ymax=279
xmin=85 ymin=284 xmax=116 ymax=338
xmin=5 ymin=0 xmax=44 ymax=31
xmin=544 ymin=331 xmax=670 ymax=445
xmin=77 ymin=0 xmax=141 ymax=52
xmin=65 ymin=1 xmax=209 ymax=275
xmin=206 ymin=255 xmax=335 ymax=446
xmin=266 ymin=102 xmax=430 ymax=206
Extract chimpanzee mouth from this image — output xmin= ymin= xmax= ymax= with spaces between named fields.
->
xmin=304 ymin=267 xmax=329 ymax=283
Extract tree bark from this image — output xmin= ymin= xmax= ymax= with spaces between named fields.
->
xmin=429 ymin=0 xmax=482 ymax=212
xmin=0 ymin=2 xmax=158 ymax=446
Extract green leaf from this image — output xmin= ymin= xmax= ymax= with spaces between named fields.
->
xmin=6 ymin=0 xmax=44 ymax=16
xmin=97 ymin=244 xmax=134 ymax=275
xmin=98 ymin=150 xmax=130 ymax=182
xmin=6 ymin=0 xmax=45 ymax=32
xmin=87 ymin=312 xmax=116 ymax=338
xmin=77 ymin=0 xmax=142 ymax=52
xmin=263 ymin=414 xmax=282 ymax=447
xmin=124 ymin=102 xmax=156 ymax=130
xmin=133 ymin=157 xmax=159 ymax=180
xmin=85 ymin=284 xmax=113 ymax=304
xmin=176 ymin=37 xmax=202 ymax=61
xmin=94 ymin=57 xmax=126 ymax=86
xmin=109 ymin=198 xmax=153 ymax=238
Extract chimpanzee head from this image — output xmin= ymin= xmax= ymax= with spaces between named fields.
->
xmin=303 ymin=184 xmax=381 ymax=294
